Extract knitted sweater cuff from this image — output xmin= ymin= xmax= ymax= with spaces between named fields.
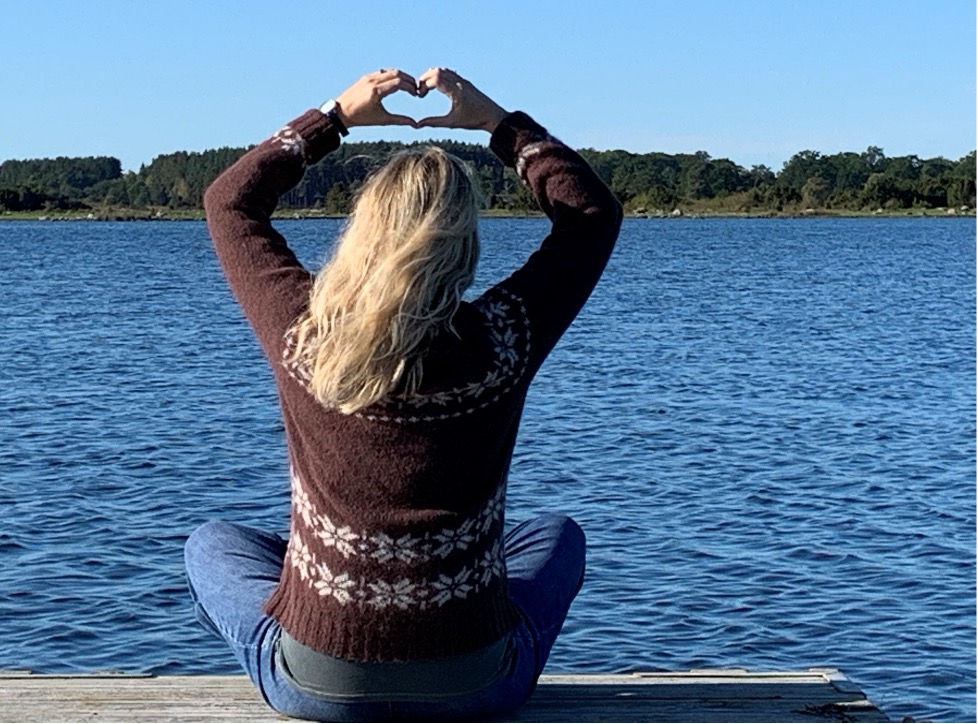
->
xmin=489 ymin=111 xmax=551 ymax=168
xmin=290 ymin=108 xmax=343 ymax=164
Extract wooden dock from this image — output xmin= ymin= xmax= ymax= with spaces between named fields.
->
xmin=0 ymin=668 xmax=889 ymax=722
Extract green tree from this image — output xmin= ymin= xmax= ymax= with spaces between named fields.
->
xmin=679 ymin=151 xmax=713 ymax=199
xmin=824 ymin=152 xmax=870 ymax=195
xmin=101 ymin=179 xmax=130 ymax=206
xmin=748 ymin=165 xmax=776 ymax=188
xmin=778 ymin=150 xmax=823 ymax=193
xmin=862 ymin=173 xmax=911 ymax=209
xmin=323 ymin=183 xmax=351 ymax=214
xmin=947 ymin=151 xmax=976 ymax=207
xmin=801 ymin=176 xmax=832 ymax=208
xmin=706 ymin=158 xmax=750 ymax=196
xmin=861 ymin=146 xmax=886 ymax=173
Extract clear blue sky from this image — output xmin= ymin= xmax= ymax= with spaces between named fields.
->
xmin=3 ymin=0 xmax=974 ymax=172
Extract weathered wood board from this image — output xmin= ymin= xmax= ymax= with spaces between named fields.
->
xmin=0 ymin=668 xmax=889 ymax=722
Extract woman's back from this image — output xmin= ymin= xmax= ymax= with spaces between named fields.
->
xmin=188 ymin=67 xmax=621 ymax=720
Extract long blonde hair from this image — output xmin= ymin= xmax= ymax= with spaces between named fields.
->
xmin=286 ymin=147 xmax=481 ymax=413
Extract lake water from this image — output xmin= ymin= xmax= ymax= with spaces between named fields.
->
xmin=0 ymin=217 xmax=974 ymax=721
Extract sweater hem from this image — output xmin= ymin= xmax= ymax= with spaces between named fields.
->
xmin=264 ymin=584 xmax=521 ymax=663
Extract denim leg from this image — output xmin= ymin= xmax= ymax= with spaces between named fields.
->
xmin=503 ymin=514 xmax=587 ymax=675
xmin=396 ymin=514 xmax=586 ymax=718
xmin=184 ymin=521 xmax=384 ymax=720
xmin=183 ymin=515 xmax=586 ymax=721
xmin=184 ymin=520 xmax=286 ymax=698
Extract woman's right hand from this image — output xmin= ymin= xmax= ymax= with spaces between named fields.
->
xmin=334 ymin=69 xmax=419 ymax=128
xmin=415 ymin=68 xmax=508 ymax=134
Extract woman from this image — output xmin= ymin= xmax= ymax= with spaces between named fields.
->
xmin=185 ymin=67 xmax=622 ymax=720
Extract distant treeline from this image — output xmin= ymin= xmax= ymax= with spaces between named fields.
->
xmin=1 ymin=140 xmax=974 ymax=215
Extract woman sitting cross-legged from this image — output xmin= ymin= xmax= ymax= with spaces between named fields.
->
xmin=185 ymin=67 xmax=622 ymax=721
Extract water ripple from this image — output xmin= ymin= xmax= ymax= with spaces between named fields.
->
xmin=0 ymin=218 xmax=973 ymax=721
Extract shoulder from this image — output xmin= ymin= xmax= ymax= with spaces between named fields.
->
xmin=369 ymin=289 xmax=532 ymax=423
xmin=280 ymin=289 xmax=533 ymax=424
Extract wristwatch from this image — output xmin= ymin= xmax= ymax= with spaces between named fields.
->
xmin=319 ymin=99 xmax=349 ymax=136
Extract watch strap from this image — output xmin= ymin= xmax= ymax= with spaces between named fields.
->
xmin=319 ymin=99 xmax=350 ymax=137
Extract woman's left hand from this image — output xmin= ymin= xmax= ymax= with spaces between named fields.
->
xmin=334 ymin=69 xmax=418 ymax=128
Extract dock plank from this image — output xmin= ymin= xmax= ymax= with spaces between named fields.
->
xmin=0 ymin=669 xmax=888 ymax=722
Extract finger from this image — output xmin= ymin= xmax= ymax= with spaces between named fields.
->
xmin=381 ymin=112 xmax=417 ymax=127
xmin=415 ymin=114 xmax=454 ymax=129
xmin=417 ymin=69 xmax=438 ymax=94
xmin=377 ymin=68 xmax=416 ymax=84
xmin=376 ymin=74 xmax=418 ymax=97
xmin=418 ymin=75 xmax=456 ymax=98
xmin=418 ymin=67 xmax=455 ymax=93
xmin=391 ymin=69 xmax=419 ymax=94
xmin=418 ymin=67 xmax=438 ymax=84
xmin=372 ymin=68 xmax=417 ymax=94
xmin=420 ymin=66 xmax=460 ymax=80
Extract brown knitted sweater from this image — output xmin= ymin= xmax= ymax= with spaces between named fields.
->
xmin=204 ymin=108 xmax=622 ymax=663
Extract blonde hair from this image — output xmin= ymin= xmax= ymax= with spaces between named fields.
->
xmin=286 ymin=147 xmax=481 ymax=413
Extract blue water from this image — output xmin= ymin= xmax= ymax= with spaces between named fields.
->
xmin=0 ymin=217 xmax=974 ymax=721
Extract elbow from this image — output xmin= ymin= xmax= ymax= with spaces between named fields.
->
xmin=610 ymin=195 xmax=624 ymax=231
xmin=203 ymin=175 xmax=243 ymax=225
xmin=573 ymin=194 xmax=622 ymax=245
xmin=203 ymin=179 xmax=225 ymax=219
xmin=593 ymin=193 xmax=624 ymax=239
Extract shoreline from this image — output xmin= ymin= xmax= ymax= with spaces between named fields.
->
xmin=1 ymin=207 xmax=974 ymax=222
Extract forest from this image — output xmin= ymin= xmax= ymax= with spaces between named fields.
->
xmin=0 ymin=139 xmax=974 ymax=216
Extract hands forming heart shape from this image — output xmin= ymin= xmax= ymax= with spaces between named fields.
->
xmin=334 ymin=68 xmax=509 ymax=134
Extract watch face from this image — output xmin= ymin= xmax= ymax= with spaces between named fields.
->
xmin=320 ymin=99 xmax=349 ymax=135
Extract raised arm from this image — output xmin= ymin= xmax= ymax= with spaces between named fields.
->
xmin=488 ymin=112 xmax=623 ymax=366
xmin=204 ymin=69 xmax=419 ymax=359
xmin=417 ymin=69 xmax=623 ymax=373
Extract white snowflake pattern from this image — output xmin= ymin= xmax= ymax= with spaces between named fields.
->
xmin=494 ymin=339 xmax=520 ymax=368
xmin=484 ymin=301 xmax=509 ymax=320
xmin=288 ymin=531 xmax=315 ymax=581
xmin=281 ymin=330 xmax=313 ymax=384
xmin=431 ymin=518 xmax=476 ymax=558
xmin=280 ymin=288 xmax=529 ymax=422
xmin=298 ymin=554 xmax=501 ymax=610
xmin=515 ymin=143 xmax=544 ymax=183
xmin=271 ymin=126 xmax=307 ymax=158
xmin=483 ymin=298 xmax=522 ymax=372
xmin=313 ymin=562 xmax=356 ymax=604
xmin=515 ymin=137 xmax=557 ymax=184
xmin=290 ymin=469 xmax=314 ymax=526
xmin=430 ymin=568 xmax=475 ymax=606
xmin=313 ymin=513 xmax=360 ymax=558
xmin=359 ymin=290 xmax=528 ymax=421
xmin=370 ymin=533 xmax=421 ymax=564
xmin=477 ymin=540 xmax=505 ymax=586
xmin=295 ymin=484 xmax=503 ymax=565
xmin=426 ymin=391 xmax=456 ymax=407
xmin=365 ymin=578 xmax=419 ymax=610
xmin=284 ymin=474 xmax=508 ymax=608
xmin=479 ymin=492 xmax=505 ymax=534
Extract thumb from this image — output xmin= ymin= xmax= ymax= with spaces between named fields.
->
xmin=416 ymin=114 xmax=454 ymax=129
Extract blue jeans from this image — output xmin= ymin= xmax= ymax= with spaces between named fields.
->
xmin=184 ymin=514 xmax=585 ymax=721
